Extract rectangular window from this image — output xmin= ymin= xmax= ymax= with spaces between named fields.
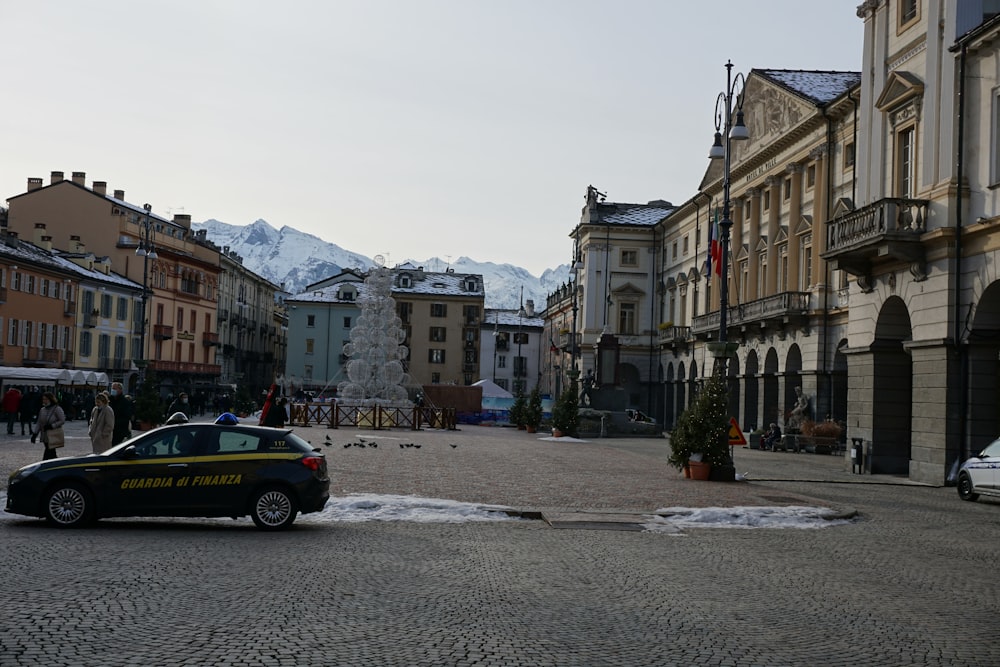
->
xmin=896 ymin=126 xmax=915 ymax=197
xmin=807 ymin=164 xmax=816 ymax=189
xmin=464 ymin=350 xmax=476 ymax=364
xmin=53 ymin=282 xmax=60 ymax=299
xmin=307 ymin=314 xmax=316 ymax=327
xmin=398 ymin=302 xmax=412 ymax=323
xmin=117 ymin=297 xmax=128 ymax=320
xmin=618 ymin=303 xmax=636 ymax=335
xmin=80 ymin=330 xmax=92 ymax=356
xmin=304 ymin=365 xmax=313 ymax=379
xmin=513 ymin=356 xmax=527 ymax=377
xmin=430 ymin=327 xmax=447 ymax=342
xmin=305 ymin=338 xmax=314 ymax=354
xmin=428 ymin=349 xmax=445 ymax=364
xmin=463 ymin=305 xmax=480 ymax=323
xmin=783 ymin=178 xmax=791 ymax=201
xmin=39 ymin=323 xmax=48 ymax=349
xmin=343 ymin=317 xmax=351 ymax=328
xmin=12 ymin=272 xmax=20 ymax=291
xmin=803 ymin=241 xmax=814 ymax=288
xmin=512 ymin=332 xmax=528 ymax=345
xmin=844 ymin=142 xmax=856 ymax=170
xmin=431 ymin=372 xmax=441 ymax=384
xmin=780 ymin=246 xmax=789 ymax=291
xmin=498 ymin=355 xmax=506 ymax=369
xmin=899 ymin=0 xmax=918 ymax=28
xmin=763 ymin=190 xmax=771 ymax=210
xmin=27 ymin=275 xmax=36 ymax=294
xmin=190 ymin=309 xmax=196 ymax=333
xmin=430 ymin=303 xmax=447 ymax=317
xmin=620 ymin=249 xmax=638 ymax=266
xmin=495 ymin=378 xmax=509 ymax=391
xmin=672 ymin=242 xmax=678 ymax=259
xmin=114 ymin=335 xmax=126 ymax=362
xmin=101 ymin=293 xmax=112 ymax=317
xmin=177 ymin=308 xmax=184 ymax=331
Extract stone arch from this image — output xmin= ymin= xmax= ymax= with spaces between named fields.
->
xmin=619 ymin=362 xmax=642 ymax=408
xmin=744 ymin=349 xmax=760 ymax=431
xmin=762 ymin=348 xmax=780 ymax=427
xmin=871 ymin=295 xmax=912 ymax=474
xmin=663 ymin=363 xmax=676 ymax=429
xmin=967 ymin=281 xmax=1000 ymax=456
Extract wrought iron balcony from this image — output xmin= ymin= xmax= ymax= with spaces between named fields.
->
xmin=202 ymin=332 xmax=220 ymax=346
xmin=823 ymin=197 xmax=929 ymax=290
xmin=148 ymin=360 xmax=221 ymax=376
xmin=657 ymin=326 xmax=691 ymax=346
xmin=692 ymin=291 xmax=811 ymax=336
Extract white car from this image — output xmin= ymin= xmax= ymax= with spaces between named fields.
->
xmin=958 ymin=437 xmax=1000 ymax=502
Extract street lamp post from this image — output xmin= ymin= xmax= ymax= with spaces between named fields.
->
xmin=516 ymin=286 xmax=526 ymax=395
xmin=707 ymin=60 xmax=749 ymax=477
xmin=135 ymin=203 xmax=157 ymax=384
xmin=568 ymin=241 xmax=584 ymax=397
xmin=491 ymin=311 xmax=499 ymax=383
xmin=707 ymin=60 xmax=748 ymax=374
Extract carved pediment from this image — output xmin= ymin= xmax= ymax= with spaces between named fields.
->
xmin=795 ymin=215 xmax=813 ymax=236
xmin=755 ymin=237 xmax=769 ymax=252
xmin=775 ymin=227 xmax=789 ymax=244
xmin=611 ymin=281 xmax=646 ymax=297
xmin=875 ymin=71 xmax=924 ymax=112
xmin=832 ymin=197 xmax=855 ymax=219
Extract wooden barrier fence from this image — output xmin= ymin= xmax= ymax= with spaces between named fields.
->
xmin=288 ymin=402 xmax=456 ymax=430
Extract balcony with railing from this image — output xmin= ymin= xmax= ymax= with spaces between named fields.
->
xmin=823 ymin=197 xmax=929 ymax=288
xmin=692 ymin=291 xmax=811 ymax=337
xmin=657 ymin=326 xmax=692 ymax=346
xmin=153 ymin=324 xmax=174 ymax=340
xmin=64 ymin=300 xmax=76 ymax=317
xmin=82 ymin=312 xmax=96 ymax=328
xmin=202 ymin=332 xmax=220 ymax=346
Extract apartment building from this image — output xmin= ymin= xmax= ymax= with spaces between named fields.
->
xmin=480 ymin=304 xmax=545 ymax=396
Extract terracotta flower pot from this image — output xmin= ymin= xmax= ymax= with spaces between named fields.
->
xmin=688 ymin=460 xmax=711 ymax=480
xmin=552 ymin=428 xmax=564 ymax=438
xmin=683 ymin=464 xmax=691 ymax=478
xmin=526 ymin=425 xmax=537 ymax=433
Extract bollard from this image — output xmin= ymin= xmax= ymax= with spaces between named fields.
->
xmin=851 ymin=437 xmax=865 ymax=474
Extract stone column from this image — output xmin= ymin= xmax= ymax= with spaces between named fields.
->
xmin=746 ymin=188 xmax=761 ymax=299
xmin=810 ymin=145 xmax=829 ymax=287
xmin=765 ymin=176 xmax=781 ymax=295
xmin=786 ymin=164 xmax=803 ymax=292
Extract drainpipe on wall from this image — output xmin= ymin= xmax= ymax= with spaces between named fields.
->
xmin=956 ymin=44 xmax=968 ymax=465
xmin=648 ymin=224 xmax=657 ymax=416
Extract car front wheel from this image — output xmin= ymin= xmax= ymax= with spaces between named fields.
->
xmin=250 ymin=487 xmax=298 ymax=530
xmin=958 ymin=472 xmax=980 ymax=502
xmin=44 ymin=483 xmax=94 ymax=527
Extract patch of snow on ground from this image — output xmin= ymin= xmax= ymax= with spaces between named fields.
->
xmin=642 ymin=505 xmax=854 ymax=532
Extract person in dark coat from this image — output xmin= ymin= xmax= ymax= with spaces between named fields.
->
xmin=108 ymin=382 xmax=134 ymax=446
xmin=263 ymin=397 xmax=288 ymax=428
xmin=166 ymin=392 xmax=192 ymax=421
xmin=22 ymin=387 xmax=42 ymax=442
xmin=3 ymin=386 xmax=22 ymax=435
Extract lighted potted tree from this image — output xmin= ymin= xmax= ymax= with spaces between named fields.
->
xmin=669 ymin=373 xmax=731 ymax=480
xmin=525 ymin=386 xmax=543 ymax=433
xmin=551 ymin=386 xmax=579 ymax=438
xmin=133 ymin=369 xmax=164 ymax=431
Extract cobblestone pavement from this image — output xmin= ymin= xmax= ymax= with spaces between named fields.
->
xmin=2 ymin=421 xmax=999 ymax=666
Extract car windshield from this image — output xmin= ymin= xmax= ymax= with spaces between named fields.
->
xmin=979 ymin=437 xmax=1000 ymax=458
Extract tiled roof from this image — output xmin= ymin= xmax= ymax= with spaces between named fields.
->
xmin=393 ymin=270 xmax=485 ymax=298
xmin=592 ymin=202 xmax=674 ymax=227
xmin=757 ymin=70 xmax=861 ymax=106
xmin=483 ymin=309 xmax=545 ymax=328
xmin=0 ymin=239 xmax=141 ymax=289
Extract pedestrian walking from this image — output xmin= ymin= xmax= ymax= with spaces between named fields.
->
xmin=166 ymin=392 xmax=192 ymax=421
xmin=2 ymin=385 xmax=22 ymax=435
xmin=88 ymin=391 xmax=115 ymax=454
xmin=36 ymin=392 xmax=66 ymax=461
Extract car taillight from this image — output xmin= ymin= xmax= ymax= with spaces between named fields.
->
xmin=300 ymin=456 xmax=324 ymax=471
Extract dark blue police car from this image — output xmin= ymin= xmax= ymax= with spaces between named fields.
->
xmin=5 ymin=421 xmax=330 ymax=530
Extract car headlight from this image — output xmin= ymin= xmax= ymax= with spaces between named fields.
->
xmin=8 ymin=463 xmax=41 ymax=485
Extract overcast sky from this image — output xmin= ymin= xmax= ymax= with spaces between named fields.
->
xmin=1 ymin=1 xmax=861 ymax=276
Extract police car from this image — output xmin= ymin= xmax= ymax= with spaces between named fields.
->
xmin=5 ymin=419 xmax=330 ymax=530
xmin=957 ymin=436 xmax=1000 ymax=502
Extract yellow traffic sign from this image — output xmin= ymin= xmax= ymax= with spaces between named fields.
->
xmin=728 ymin=417 xmax=747 ymax=446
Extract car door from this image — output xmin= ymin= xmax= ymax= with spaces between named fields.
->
xmin=971 ymin=438 xmax=1000 ymax=493
xmin=186 ymin=428 xmax=265 ymax=512
xmin=100 ymin=426 xmax=205 ymax=514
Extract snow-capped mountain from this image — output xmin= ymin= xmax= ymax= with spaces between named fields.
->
xmin=192 ymin=219 xmax=567 ymax=310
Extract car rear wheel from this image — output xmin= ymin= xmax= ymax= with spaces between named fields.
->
xmin=250 ymin=487 xmax=298 ymax=530
xmin=44 ymin=483 xmax=94 ymax=527
xmin=958 ymin=472 xmax=980 ymax=502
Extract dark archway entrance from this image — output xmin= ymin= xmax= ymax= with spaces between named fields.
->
xmin=871 ymin=296 xmax=912 ymax=474
xmin=832 ymin=340 xmax=848 ymax=424
xmin=727 ymin=355 xmax=741 ymax=424
xmin=967 ymin=281 xmax=1000 ymax=457
xmin=784 ymin=344 xmax=804 ymax=423
xmin=762 ymin=348 xmax=780 ymax=427
xmin=744 ymin=350 xmax=760 ymax=431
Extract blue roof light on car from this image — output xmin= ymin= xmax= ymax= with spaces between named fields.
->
xmin=215 ymin=412 xmax=240 ymax=425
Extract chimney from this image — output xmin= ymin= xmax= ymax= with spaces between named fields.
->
xmin=97 ymin=257 xmax=111 ymax=275
xmin=173 ymin=213 xmax=192 ymax=229
xmin=113 ymin=189 xmax=125 ymax=200
xmin=525 ymin=299 xmax=536 ymax=317
xmin=4 ymin=230 xmax=19 ymax=247
xmin=27 ymin=177 xmax=43 ymax=191
xmin=71 ymin=171 xmax=86 ymax=185
xmin=92 ymin=181 xmax=107 ymax=196
xmin=50 ymin=171 xmax=64 ymax=184
xmin=39 ymin=235 xmax=53 ymax=252
xmin=69 ymin=235 xmax=85 ymax=253
xmin=33 ymin=223 xmax=47 ymax=244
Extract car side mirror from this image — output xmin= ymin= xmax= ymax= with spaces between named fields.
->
xmin=122 ymin=445 xmax=138 ymax=459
